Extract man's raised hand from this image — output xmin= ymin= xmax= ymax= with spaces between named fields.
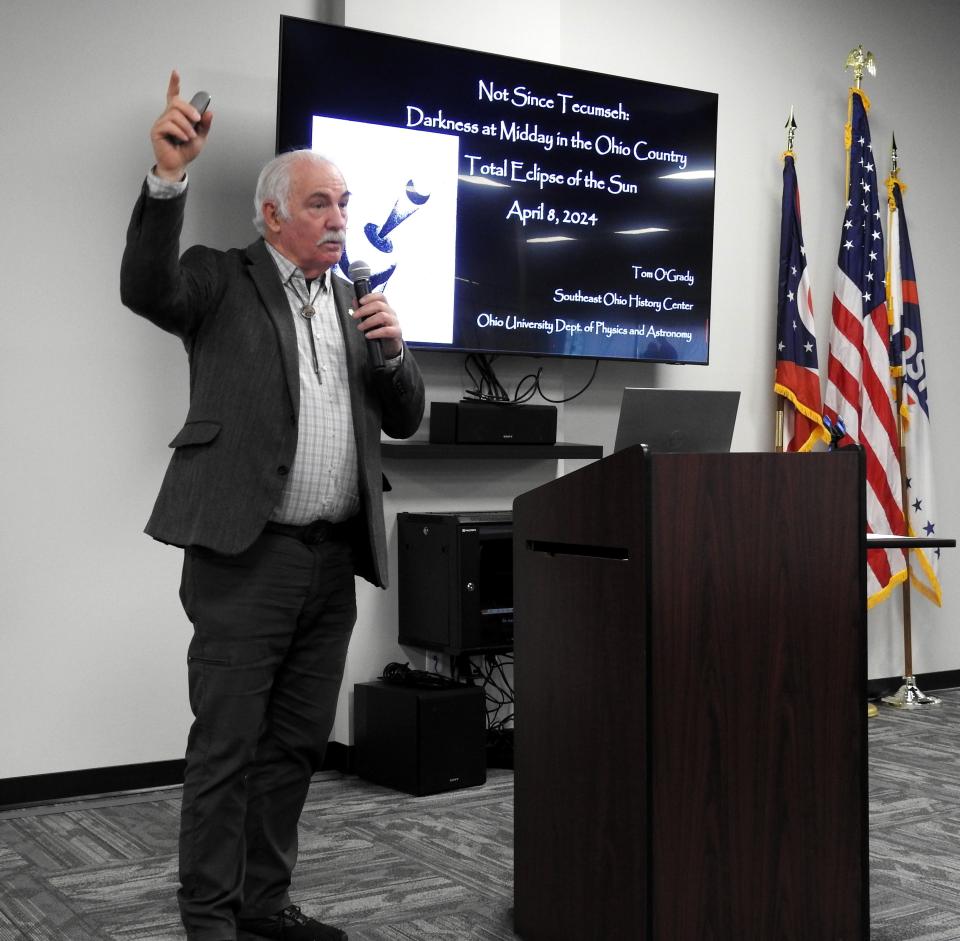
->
xmin=150 ymin=70 xmax=213 ymax=181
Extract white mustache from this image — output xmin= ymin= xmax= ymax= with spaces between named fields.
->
xmin=318 ymin=231 xmax=346 ymax=246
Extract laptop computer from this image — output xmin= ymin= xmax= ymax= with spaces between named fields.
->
xmin=613 ymin=388 xmax=740 ymax=454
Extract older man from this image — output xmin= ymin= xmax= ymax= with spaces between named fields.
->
xmin=121 ymin=72 xmax=425 ymax=941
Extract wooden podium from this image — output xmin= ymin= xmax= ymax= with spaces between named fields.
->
xmin=512 ymin=448 xmax=869 ymax=941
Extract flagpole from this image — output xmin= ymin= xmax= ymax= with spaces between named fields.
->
xmin=838 ymin=45 xmax=893 ymax=720
xmin=882 ymin=145 xmax=940 ymax=708
xmin=774 ymin=110 xmax=797 ymax=455
xmin=898 ymin=378 xmax=913 ymax=684
xmin=883 ymin=371 xmax=940 ymax=707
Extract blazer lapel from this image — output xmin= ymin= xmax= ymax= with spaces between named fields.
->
xmin=245 ymin=239 xmax=300 ymax=415
xmin=332 ymin=274 xmax=367 ymax=378
xmin=332 ymin=274 xmax=372 ymax=467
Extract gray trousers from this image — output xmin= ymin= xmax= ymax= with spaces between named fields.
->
xmin=176 ymin=528 xmax=356 ymax=940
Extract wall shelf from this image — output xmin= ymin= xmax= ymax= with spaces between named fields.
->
xmin=381 ymin=442 xmax=603 ymax=460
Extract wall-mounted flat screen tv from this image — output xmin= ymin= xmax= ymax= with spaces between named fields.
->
xmin=276 ymin=16 xmax=718 ymax=364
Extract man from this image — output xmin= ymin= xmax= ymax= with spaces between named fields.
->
xmin=120 ymin=72 xmax=425 ymax=941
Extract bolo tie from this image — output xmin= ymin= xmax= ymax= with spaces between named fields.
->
xmin=290 ymin=275 xmax=325 ymax=380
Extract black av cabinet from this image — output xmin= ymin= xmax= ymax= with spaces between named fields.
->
xmin=354 ymin=681 xmax=487 ymax=796
xmin=397 ymin=511 xmax=513 ymax=654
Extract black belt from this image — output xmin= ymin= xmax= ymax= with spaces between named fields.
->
xmin=263 ymin=518 xmax=354 ymax=545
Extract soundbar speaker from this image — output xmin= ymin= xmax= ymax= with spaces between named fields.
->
xmin=429 ymin=401 xmax=557 ymax=444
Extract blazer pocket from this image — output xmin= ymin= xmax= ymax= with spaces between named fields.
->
xmin=168 ymin=420 xmax=222 ymax=448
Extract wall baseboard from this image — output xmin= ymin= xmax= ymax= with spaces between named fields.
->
xmin=0 ymin=743 xmax=354 ymax=812
xmin=867 ymin=669 xmax=960 ymax=700
xmin=3 ymin=672 xmax=958 ymax=810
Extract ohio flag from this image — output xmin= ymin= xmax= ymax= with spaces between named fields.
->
xmin=775 ymin=152 xmax=827 ymax=451
xmin=887 ymin=173 xmax=942 ymax=605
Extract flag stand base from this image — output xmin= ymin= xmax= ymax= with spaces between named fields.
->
xmin=881 ymin=676 xmax=941 ymax=708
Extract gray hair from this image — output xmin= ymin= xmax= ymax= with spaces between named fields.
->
xmin=252 ymin=150 xmax=338 ymax=235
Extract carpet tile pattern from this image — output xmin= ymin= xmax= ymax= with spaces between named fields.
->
xmin=0 ymin=690 xmax=958 ymax=939
xmin=867 ymin=688 xmax=960 ymax=941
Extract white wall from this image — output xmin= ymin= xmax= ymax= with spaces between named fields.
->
xmin=2 ymin=0 xmax=957 ymax=780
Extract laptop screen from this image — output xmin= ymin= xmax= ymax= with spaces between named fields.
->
xmin=613 ymin=388 xmax=740 ymax=454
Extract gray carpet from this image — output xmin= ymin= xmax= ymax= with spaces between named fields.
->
xmin=1 ymin=689 xmax=958 ymax=939
xmin=867 ymin=687 xmax=960 ymax=941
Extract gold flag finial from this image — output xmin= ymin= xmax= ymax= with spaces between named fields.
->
xmin=785 ymin=106 xmax=797 ymax=152
xmin=844 ymin=44 xmax=877 ymax=88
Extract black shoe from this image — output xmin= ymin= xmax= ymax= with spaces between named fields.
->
xmin=237 ymin=904 xmax=348 ymax=941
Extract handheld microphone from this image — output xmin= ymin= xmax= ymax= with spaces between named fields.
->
xmin=348 ymin=259 xmax=385 ymax=370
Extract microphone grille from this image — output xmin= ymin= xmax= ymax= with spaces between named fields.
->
xmin=348 ymin=260 xmax=371 ymax=282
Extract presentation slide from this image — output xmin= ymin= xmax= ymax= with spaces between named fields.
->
xmin=278 ymin=20 xmax=718 ymax=363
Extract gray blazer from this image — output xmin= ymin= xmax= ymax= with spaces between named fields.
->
xmin=120 ymin=182 xmax=425 ymax=587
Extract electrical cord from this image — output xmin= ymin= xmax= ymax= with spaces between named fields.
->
xmin=380 ymin=661 xmax=463 ymax=690
xmin=462 ymin=353 xmax=600 ymax=406
xmin=453 ymin=652 xmax=514 ymax=732
xmin=463 ymin=353 xmax=510 ymax=402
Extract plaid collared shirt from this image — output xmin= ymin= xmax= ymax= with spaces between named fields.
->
xmin=265 ymin=244 xmax=360 ymax=525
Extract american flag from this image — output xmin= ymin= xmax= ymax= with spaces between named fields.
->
xmin=823 ymin=88 xmax=906 ymax=607
xmin=887 ymin=174 xmax=942 ymax=605
xmin=775 ymin=153 xmax=827 ymax=452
